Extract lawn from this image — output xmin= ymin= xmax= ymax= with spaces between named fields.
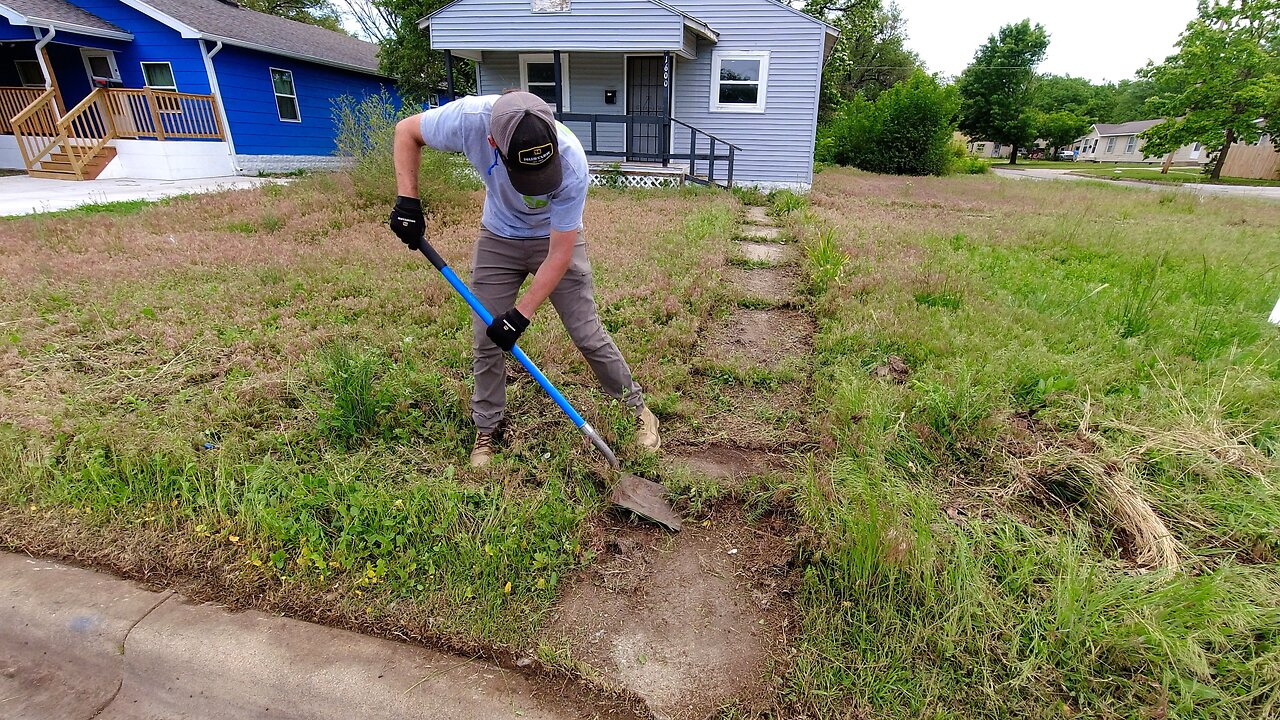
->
xmin=982 ymin=159 xmax=1127 ymax=170
xmin=2 ymin=163 xmax=1279 ymax=718
xmin=1070 ymin=164 xmax=1280 ymax=187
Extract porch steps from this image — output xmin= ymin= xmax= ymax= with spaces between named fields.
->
xmin=29 ymin=147 xmax=117 ymax=181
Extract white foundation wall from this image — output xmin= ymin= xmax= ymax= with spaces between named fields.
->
xmin=234 ymin=155 xmax=352 ymax=174
xmin=97 ymin=141 xmax=237 ymax=181
xmin=0 ymin=135 xmax=25 ymax=170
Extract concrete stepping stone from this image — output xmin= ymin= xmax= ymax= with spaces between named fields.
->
xmin=709 ymin=308 xmax=812 ymax=370
xmin=0 ymin=553 xmax=630 ymax=720
xmin=669 ymin=445 xmax=781 ymax=486
xmin=736 ymin=242 xmax=791 ymax=265
xmin=745 ymin=206 xmax=771 ymax=224
xmin=729 ymin=267 xmax=798 ymax=305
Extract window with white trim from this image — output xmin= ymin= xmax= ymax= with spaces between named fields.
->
xmin=141 ymin=62 xmax=177 ymax=91
xmin=270 ymin=68 xmax=300 ymax=122
xmin=1106 ymin=136 xmax=1117 ymax=153
xmin=81 ymin=49 xmax=120 ymax=84
xmin=1124 ymin=135 xmax=1137 ymax=153
xmin=519 ymin=54 xmax=569 ymax=112
xmin=15 ymin=60 xmax=43 ymax=88
xmin=710 ymin=50 xmax=768 ymax=112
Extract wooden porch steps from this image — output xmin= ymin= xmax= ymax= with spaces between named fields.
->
xmin=29 ymin=147 xmax=117 ymax=180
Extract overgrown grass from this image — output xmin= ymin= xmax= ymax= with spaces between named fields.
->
xmin=790 ymin=168 xmax=1280 ymax=719
xmin=0 ymin=161 xmax=738 ymax=649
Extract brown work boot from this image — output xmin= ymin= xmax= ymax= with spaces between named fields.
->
xmin=470 ymin=431 xmax=495 ymax=468
xmin=636 ymin=406 xmax=661 ymax=451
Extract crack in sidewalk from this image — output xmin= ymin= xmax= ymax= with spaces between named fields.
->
xmin=85 ymin=591 xmax=175 ymax=720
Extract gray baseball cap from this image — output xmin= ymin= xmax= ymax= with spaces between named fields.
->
xmin=490 ymin=91 xmax=562 ymax=196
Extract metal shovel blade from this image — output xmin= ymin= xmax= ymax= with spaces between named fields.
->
xmin=610 ymin=473 xmax=683 ymax=532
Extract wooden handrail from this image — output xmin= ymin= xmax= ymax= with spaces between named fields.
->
xmin=9 ymin=86 xmax=224 ymax=179
xmin=0 ymin=86 xmax=50 ymax=134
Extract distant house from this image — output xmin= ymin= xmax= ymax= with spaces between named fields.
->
xmin=1070 ymin=120 xmax=1207 ymax=165
xmin=0 ymin=0 xmax=395 ymax=180
xmin=966 ymin=138 xmax=1009 ymax=158
xmin=422 ymin=0 xmax=839 ymax=191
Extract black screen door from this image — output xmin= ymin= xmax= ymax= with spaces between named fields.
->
xmin=626 ymin=56 xmax=664 ymax=162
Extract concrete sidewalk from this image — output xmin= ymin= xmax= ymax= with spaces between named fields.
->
xmin=0 ymin=553 xmax=624 ymax=720
xmin=0 ymin=175 xmax=275 ymax=217
xmin=992 ymin=166 xmax=1280 ymax=201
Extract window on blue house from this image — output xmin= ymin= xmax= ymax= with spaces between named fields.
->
xmin=142 ymin=62 xmax=177 ymax=91
xmin=270 ymin=68 xmax=300 ymax=122
xmin=710 ymin=51 xmax=768 ymax=113
xmin=15 ymin=60 xmax=44 ymax=88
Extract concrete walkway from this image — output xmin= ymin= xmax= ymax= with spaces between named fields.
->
xmin=0 ymin=553 xmax=624 ymax=720
xmin=993 ymin=166 xmax=1280 ymax=201
xmin=0 ymin=175 xmax=275 ymax=217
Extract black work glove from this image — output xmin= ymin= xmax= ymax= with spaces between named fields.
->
xmin=486 ymin=308 xmax=529 ymax=352
xmin=389 ymin=196 xmax=424 ymax=250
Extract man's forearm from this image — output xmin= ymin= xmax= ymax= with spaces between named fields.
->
xmin=516 ymin=230 xmax=576 ymax=318
xmin=394 ymin=116 xmax=425 ymax=198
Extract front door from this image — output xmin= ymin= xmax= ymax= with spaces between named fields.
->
xmin=626 ymin=56 xmax=665 ymax=162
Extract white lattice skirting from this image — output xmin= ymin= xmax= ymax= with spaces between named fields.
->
xmin=588 ymin=173 xmax=683 ymax=189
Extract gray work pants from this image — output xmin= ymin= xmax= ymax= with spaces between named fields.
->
xmin=470 ymin=226 xmax=644 ymax=432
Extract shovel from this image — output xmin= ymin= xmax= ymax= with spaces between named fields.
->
xmin=413 ymin=237 xmax=682 ymax=532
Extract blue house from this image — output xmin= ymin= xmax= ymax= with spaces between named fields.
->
xmin=0 ymin=0 xmax=393 ymax=179
xmin=423 ymin=0 xmax=837 ymax=190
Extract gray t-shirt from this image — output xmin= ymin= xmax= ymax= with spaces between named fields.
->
xmin=418 ymin=95 xmax=589 ymax=239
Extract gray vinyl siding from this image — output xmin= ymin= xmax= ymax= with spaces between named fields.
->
xmin=449 ymin=0 xmax=831 ymax=186
xmin=667 ymin=0 xmax=826 ymax=187
xmin=431 ymin=0 xmax=684 ymax=52
xmin=478 ymin=51 xmax=626 ymax=155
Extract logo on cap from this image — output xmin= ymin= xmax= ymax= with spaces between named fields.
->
xmin=517 ymin=143 xmax=554 ymax=167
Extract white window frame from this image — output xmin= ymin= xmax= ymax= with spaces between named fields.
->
xmin=710 ymin=50 xmax=768 ymax=113
xmin=14 ymin=59 xmax=44 ymax=88
xmin=1124 ymin=135 xmax=1137 ymax=153
xmin=519 ymin=53 xmax=570 ymax=112
xmin=80 ymin=49 xmax=120 ymax=84
xmin=269 ymin=67 xmax=301 ymax=123
xmin=1105 ymin=136 xmax=1117 ymax=153
xmin=140 ymin=61 xmax=177 ymax=91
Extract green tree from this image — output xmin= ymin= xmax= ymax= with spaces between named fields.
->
xmin=817 ymin=70 xmax=959 ymax=176
xmin=1035 ymin=110 xmax=1092 ymax=159
xmin=804 ymin=0 xmax=921 ymax=117
xmin=240 ymin=0 xmax=346 ymax=32
xmin=956 ymin=20 xmax=1050 ymax=165
xmin=1139 ymin=0 xmax=1279 ymax=179
xmin=373 ymin=0 xmax=475 ymax=105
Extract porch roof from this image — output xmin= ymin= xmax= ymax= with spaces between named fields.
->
xmin=0 ymin=0 xmax=132 ymax=40
xmin=421 ymin=0 xmax=718 ymax=60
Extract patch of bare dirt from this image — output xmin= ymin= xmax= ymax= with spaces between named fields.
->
xmin=729 ymin=267 xmax=798 ymax=305
xmin=871 ymin=355 xmax=911 ymax=384
xmin=669 ymin=445 xmax=786 ymax=486
xmin=709 ymin=309 xmax=812 ymax=369
xmin=737 ymin=242 xmax=792 ymax=264
xmin=546 ymin=509 xmax=796 ymax=719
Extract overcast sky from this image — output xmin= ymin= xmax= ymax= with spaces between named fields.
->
xmin=891 ymin=0 xmax=1200 ymax=83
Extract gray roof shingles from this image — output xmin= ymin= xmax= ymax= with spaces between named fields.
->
xmin=135 ymin=0 xmax=382 ymax=73
xmin=0 ymin=0 xmax=126 ymax=35
xmin=1094 ymin=119 xmax=1163 ymax=137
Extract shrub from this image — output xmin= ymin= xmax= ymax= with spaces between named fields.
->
xmin=331 ymin=91 xmax=480 ymax=213
xmin=817 ymin=70 xmax=960 ymax=176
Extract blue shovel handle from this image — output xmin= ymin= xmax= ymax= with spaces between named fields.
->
xmin=416 ymin=239 xmax=621 ymax=470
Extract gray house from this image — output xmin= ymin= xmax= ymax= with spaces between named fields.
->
xmin=422 ymin=0 xmax=838 ymax=190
